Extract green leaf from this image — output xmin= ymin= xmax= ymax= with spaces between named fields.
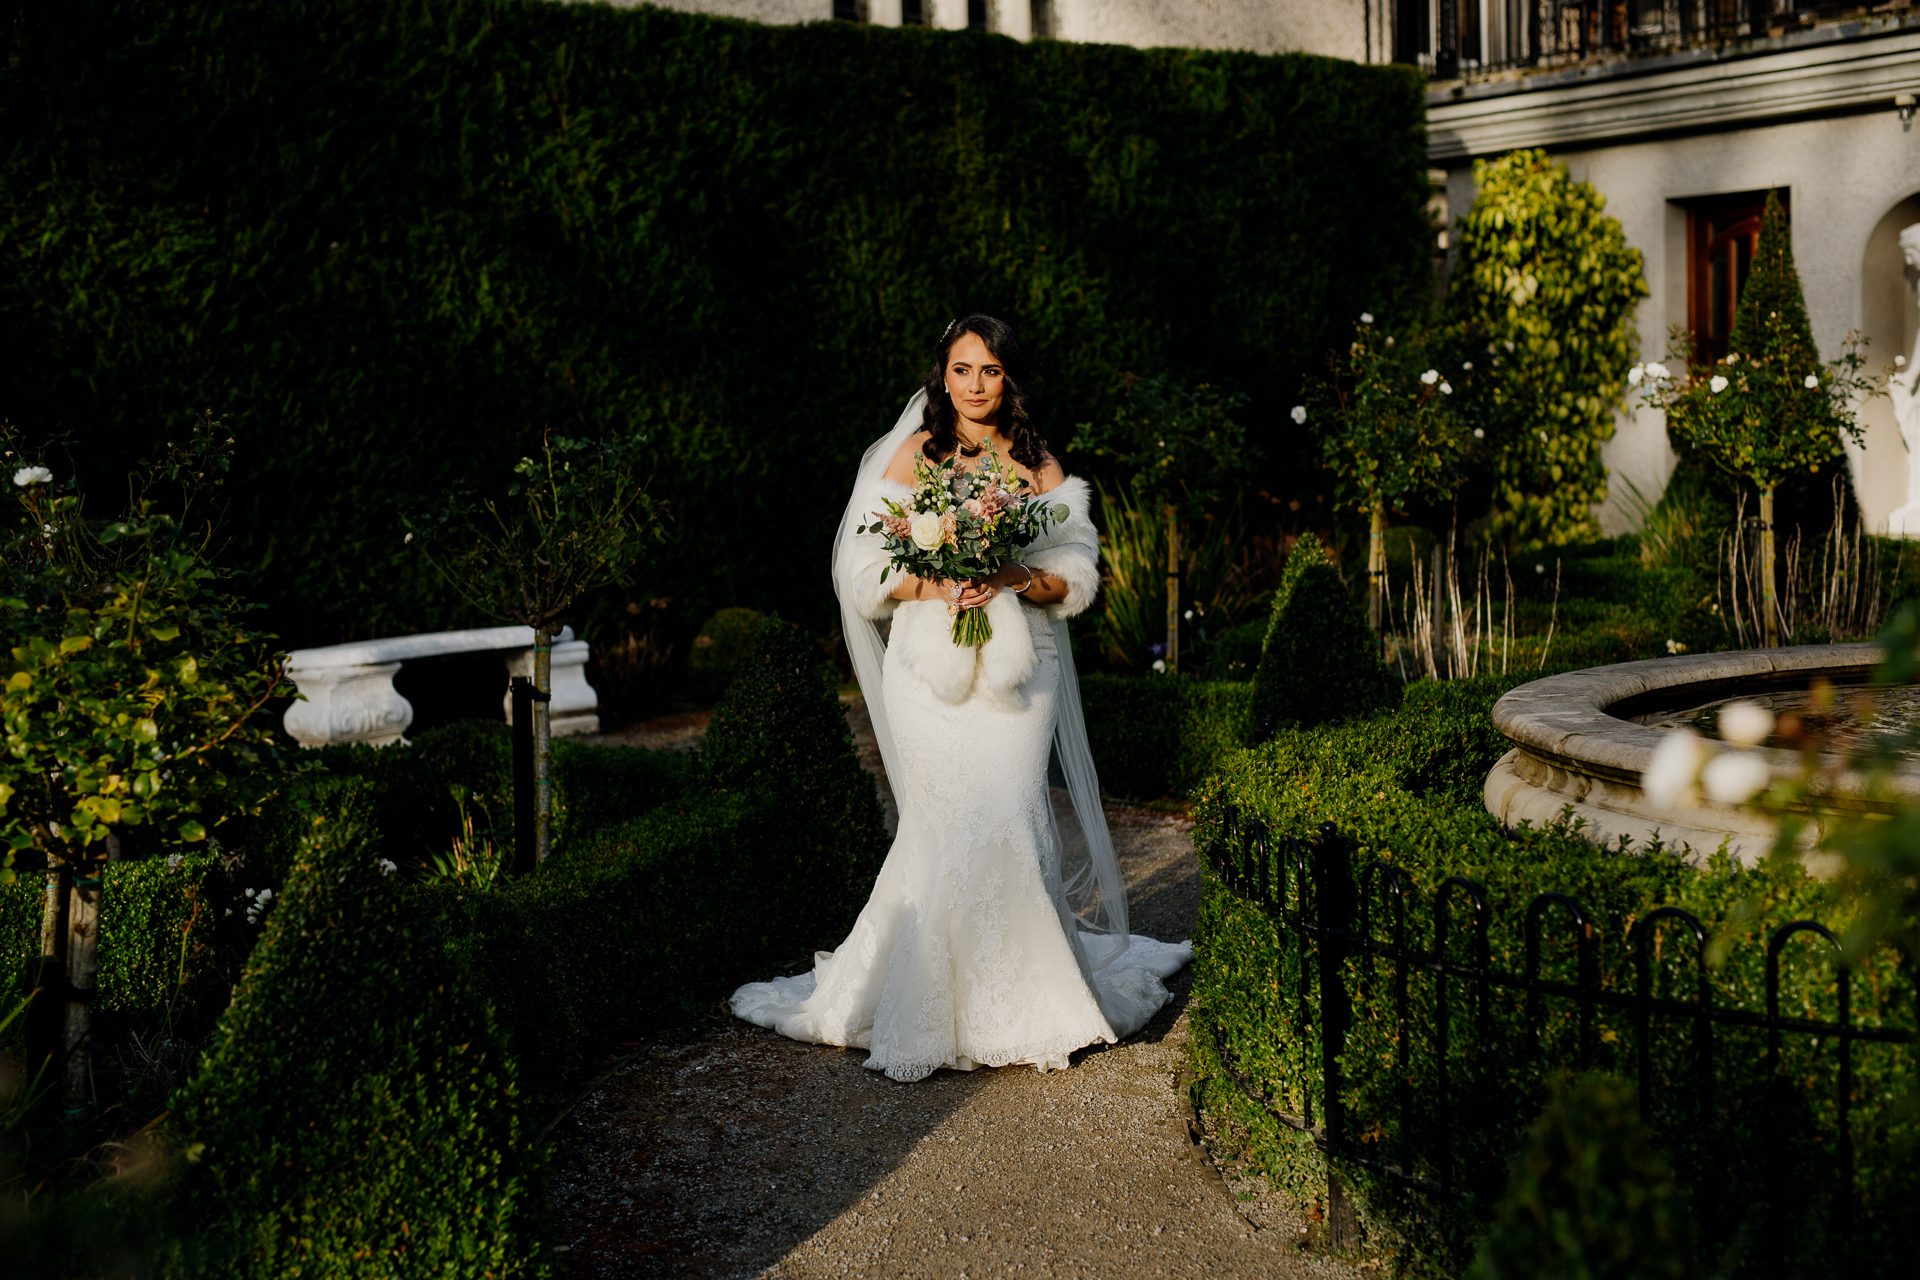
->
xmin=177 ymin=820 xmax=208 ymax=842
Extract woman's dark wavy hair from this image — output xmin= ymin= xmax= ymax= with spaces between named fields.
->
xmin=919 ymin=314 xmax=1049 ymax=472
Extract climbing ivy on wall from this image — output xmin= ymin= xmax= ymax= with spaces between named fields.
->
xmin=1448 ymin=150 xmax=1648 ymax=548
xmin=0 ymin=0 xmax=1432 ymax=644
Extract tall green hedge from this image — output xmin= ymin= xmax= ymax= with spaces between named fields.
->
xmin=0 ymin=0 xmax=1431 ymax=645
xmin=1188 ymin=681 xmax=1920 ymax=1277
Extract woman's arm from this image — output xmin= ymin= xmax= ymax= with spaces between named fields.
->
xmin=889 ymin=573 xmax=955 ymax=603
xmin=979 ymin=562 xmax=1067 ymax=607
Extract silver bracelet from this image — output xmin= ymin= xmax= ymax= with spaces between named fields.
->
xmin=1011 ymin=564 xmax=1035 ymax=594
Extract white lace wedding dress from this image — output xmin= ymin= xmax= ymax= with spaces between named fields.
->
xmin=730 ymin=432 xmax=1192 ymax=1082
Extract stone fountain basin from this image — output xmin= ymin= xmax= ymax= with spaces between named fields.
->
xmin=1483 ymin=644 xmax=1905 ymax=864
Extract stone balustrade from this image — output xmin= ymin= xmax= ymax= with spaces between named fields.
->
xmin=284 ymin=625 xmax=599 ymax=748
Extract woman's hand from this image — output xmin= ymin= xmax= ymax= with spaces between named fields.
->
xmin=950 ymin=578 xmax=998 ymax=610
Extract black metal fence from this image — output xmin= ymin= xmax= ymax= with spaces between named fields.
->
xmin=1203 ymin=806 xmax=1917 ymax=1254
xmin=1405 ymin=1 xmax=1920 ymax=82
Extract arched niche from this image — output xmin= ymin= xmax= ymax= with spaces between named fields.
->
xmin=1851 ymin=193 xmax=1920 ymax=533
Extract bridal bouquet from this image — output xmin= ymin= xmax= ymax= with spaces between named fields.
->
xmin=859 ymin=440 xmax=1068 ymax=646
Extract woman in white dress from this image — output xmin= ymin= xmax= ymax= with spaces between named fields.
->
xmin=730 ymin=315 xmax=1192 ymax=1082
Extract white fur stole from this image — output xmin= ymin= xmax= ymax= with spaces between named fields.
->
xmin=889 ymin=593 xmax=1037 ymax=707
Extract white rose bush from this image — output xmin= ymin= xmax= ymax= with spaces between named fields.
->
xmin=859 ymin=436 xmax=1068 ymax=646
xmin=1630 ymin=191 xmax=1876 ymax=646
xmin=1303 ymin=314 xmax=1476 ymax=632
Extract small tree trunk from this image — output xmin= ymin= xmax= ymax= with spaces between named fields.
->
xmin=37 ymin=864 xmax=64 ymax=974
xmin=64 ymin=863 xmax=101 ymax=1113
xmin=1164 ymin=504 xmax=1180 ymax=675
xmin=534 ymin=626 xmax=554 ymax=861
xmin=1760 ymin=486 xmax=1779 ymax=648
xmin=29 ymin=862 xmax=69 ymax=1083
xmin=1367 ymin=499 xmax=1386 ymax=635
xmin=1429 ymin=544 xmax=1445 ymax=679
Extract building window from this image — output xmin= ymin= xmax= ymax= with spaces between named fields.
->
xmin=902 ymin=0 xmax=923 ymax=22
xmin=1685 ymin=190 xmax=1785 ymax=366
xmin=1030 ymin=0 xmax=1052 ymax=38
xmin=1394 ymin=0 xmax=1429 ymax=66
xmin=833 ymin=0 xmax=862 ymax=19
xmin=968 ymin=0 xmax=987 ymax=30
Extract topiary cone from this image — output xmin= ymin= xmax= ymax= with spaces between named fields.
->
xmin=1728 ymin=190 xmax=1816 ymax=371
xmin=1247 ymin=533 xmax=1396 ymax=737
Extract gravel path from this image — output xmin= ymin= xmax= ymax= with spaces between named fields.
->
xmin=548 ymin=700 xmax=1360 ymax=1279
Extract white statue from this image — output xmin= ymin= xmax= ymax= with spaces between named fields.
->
xmin=1886 ymin=224 xmax=1920 ymax=536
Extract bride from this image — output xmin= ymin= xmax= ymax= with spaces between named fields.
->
xmin=730 ymin=315 xmax=1192 ymax=1082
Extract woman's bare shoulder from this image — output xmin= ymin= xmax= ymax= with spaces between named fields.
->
xmin=1026 ymin=453 xmax=1067 ymax=494
xmin=883 ymin=432 xmax=933 ymax=484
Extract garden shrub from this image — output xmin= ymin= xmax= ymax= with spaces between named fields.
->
xmin=1197 ymin=616 xmax=1267 ymax=682
xmin=166 ymin=779 xmax=545 ymax=1278
xmin=702 ymin=615 xmax=887 ymax=916
xmin=1078 ymin=674 xmax=1255 ymax=803
xmin=1448 ymin=150 xmax=1647 ymax=548
xmin=1468 ymin=1072 xmax=1688 ymax=1280
xmin=304 ymin=722 xmax=689 ymax=866
xmin=431 ymin=614 xmax=886 ymax=1098
xmin=687 ymin=607 xmax=766 ymax=703
xmin=1187 ymin=679 xmax=1920 ymax=1277
xmin=1249 ymin=533 xmax=1395 ymax=735
xmin=0 ymin=1 xmax=1432 ymax=645
xmin=431 ymin=786 xmax=797 ymax=1101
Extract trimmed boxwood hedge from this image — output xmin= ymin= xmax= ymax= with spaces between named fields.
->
xmin=1188 ymin=680 xmax=1920 ymax=1277
xmin=1079 ymin=674 xmax=1254 ymax=802
xmin=1 ymin=852 xmax=224 ymax=1055
xmin=0 ymin=0 xmax=1432 ymax=644
xmin=1249 ymin=532 xmax=1396 ymax=735
xmin=165 ymin=780 xmax=547 ymax=1278
xmin=306 ymin=722 xmax=693 ymax=871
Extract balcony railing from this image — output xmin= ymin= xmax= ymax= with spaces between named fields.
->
xmin=1406 ymin=1 xmax=1920 ymax=82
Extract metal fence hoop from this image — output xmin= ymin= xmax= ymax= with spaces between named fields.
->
xmin=1524 ymin=891 xmax=1595 ymax=1069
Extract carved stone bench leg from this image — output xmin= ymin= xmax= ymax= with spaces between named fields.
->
xmin=503 ymin=640 xmax=600 ymax=737
xmin=284 ymin=662 xmax=413 ymax=748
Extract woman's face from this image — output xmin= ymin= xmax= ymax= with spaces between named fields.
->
xmin=943 ymin=332 xmax=1006 ymax=431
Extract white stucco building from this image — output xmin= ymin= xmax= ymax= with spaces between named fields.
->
xmin=1423 ymin=5 xmax=1920 ymax=534
xmin=600 ymin=0 xmax=1390 ymax=58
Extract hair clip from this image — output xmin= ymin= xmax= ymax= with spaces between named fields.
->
xmin=941 ymin=318 xmax=958 ymax=342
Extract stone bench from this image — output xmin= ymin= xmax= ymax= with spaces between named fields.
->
xmin=285 ymin=625 xmax=599 ymax=748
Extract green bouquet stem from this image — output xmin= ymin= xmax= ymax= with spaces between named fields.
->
xmin=951 ymin=604 xmax=993 ymax=647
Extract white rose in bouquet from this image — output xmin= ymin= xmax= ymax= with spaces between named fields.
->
xmin=909 ymin=511 xmax=944 ymax=552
